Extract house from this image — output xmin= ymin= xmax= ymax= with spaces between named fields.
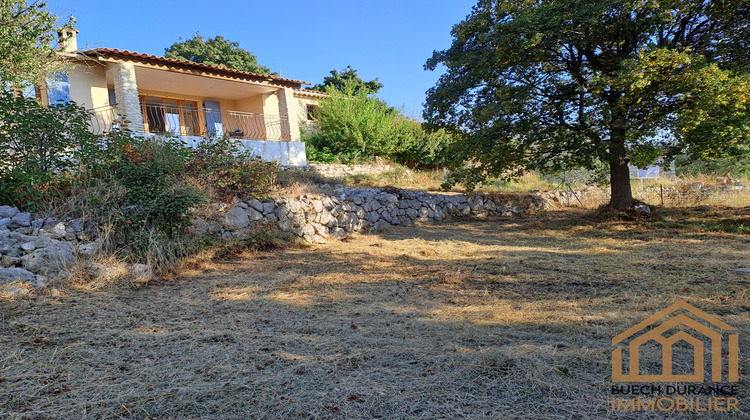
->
xmin=52 ymin=27 xmax=324 ymax=166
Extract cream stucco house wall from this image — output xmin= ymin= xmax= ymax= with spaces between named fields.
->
xmin=55 ymin=28 xmax=323 ymax=166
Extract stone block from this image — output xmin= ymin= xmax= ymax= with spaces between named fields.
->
xmin=221 ymin=206 xmax=251 ymax=230
xmin=0 ymin=267 xmax=36 ymax=284
xmin=0 ymin=206 xmax=19 ymax=219
xmin=10 ymin=212 xmax=31 ymax=228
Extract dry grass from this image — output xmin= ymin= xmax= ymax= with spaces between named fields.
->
xmin=1 ymin=208 xmax=749 ymax=419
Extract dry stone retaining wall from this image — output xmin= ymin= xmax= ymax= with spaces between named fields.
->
xmin=0 ymin=205 xmax=99 ymax=288
xmin=192 ymin=187 xmax=547 ymax=244
xmin=303 ymin=164 xmax=397 ymax=178
xmin=1 ymin=187 xmax=549 ymax=288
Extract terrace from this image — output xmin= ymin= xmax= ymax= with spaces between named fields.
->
xmin=65 ymin=46 xmax=313 ymax=165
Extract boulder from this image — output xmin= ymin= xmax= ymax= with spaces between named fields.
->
xmin=314 ymin=224 xmax=329 ymax=237
xmin=221 ymin=206 xmax=251 ymax=230
xmin=10 ymin=212 xmax=31 ymax=228
xmin=310 ymin=234 xmax=328 ymax=244
xmin=319 ymin=211 xmax=337 ymax=228
xmin=634 ymin=203 xmax=651 ymax=215
xmin=246 ymin=198 xmax=264 ymax=213
xmin=287 ymin=200 xmax=305 ymax=213
xmin=247 ymin=207 xmax=264 ymax=222
xmin=68 ymin=219 xmax=85 ymax=232
xmin=0 ymin=206 xmax=19 ymax=219
xmin=0 ymin=267 xmax=36 ymax=284
xmin=77 ymin=242 xmax=101 ymax=257
xmin=331 ymin=227 xmax=348 ymax=241
xmin=21 ymin=241 xmax=75 ymax=274
xmin=46 ymin=222 xmax=67 ymax=239
xmin=301 ymin=224 xmax=316 ymax=238
xmin=1 ymin=255 xmax=20 ymax=267
xmin=188 ymin=217 xmax=217 ymax=236
xmin=262 ymin=201 xmax=276 ymax=215
xmin=20 ymin=242 xmax=36 ymax=253
xmin=367 ymin=212 xmax=381 ymax=224
xmin=371 ymin=220 xmax=392 ymax=232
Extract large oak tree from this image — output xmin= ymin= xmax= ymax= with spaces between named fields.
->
xmin=165 ymin=34 xmax=274 ymax=75
xmin=308 ymin=66 xmax=383 ymax=95
xmin=425 ymin=0 xmax=750 ymax=209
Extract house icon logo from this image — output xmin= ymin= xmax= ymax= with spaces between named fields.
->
xmin=612 ymin=301 xmax=739 ymax=383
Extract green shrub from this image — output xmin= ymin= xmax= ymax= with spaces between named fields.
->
xmin=87 ymin=135 xmax=206 ymax=263
xmin=303 ymin=84 xmax=400 ymax=162
xmin=0 ymin=90 xmax=99 ymax=207
xmin=186 ymin=136 xmax=278 ymax=200
xmin=302 ymin=81 xmax=456 ymax=166
xmin=391 ymin=118 xmax=457 ymax=167
xmin=675 ymin=156 xmax=750 ymax=179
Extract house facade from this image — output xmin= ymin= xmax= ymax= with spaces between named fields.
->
xmin=55 ymin=28 xmax=323 ymax=166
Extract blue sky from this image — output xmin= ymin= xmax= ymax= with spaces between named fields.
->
xmin=47 ymin=0 xmax=477 ymax=119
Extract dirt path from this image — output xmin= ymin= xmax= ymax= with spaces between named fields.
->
xmin=2 ymin=210 xmax=749 ymax=419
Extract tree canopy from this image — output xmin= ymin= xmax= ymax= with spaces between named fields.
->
xmin=309 ymin=66 xmax=383 ymax=95
xmin=0 ymin=0 xmax=70 ymax=85
xmin=165 ymin=34 xmax=275 ymax=75
xmin=425 ymin=0 xmax=750 ymax=209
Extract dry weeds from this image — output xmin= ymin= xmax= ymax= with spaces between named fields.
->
xmin=1 ymin=208 xmax=749 ymax=419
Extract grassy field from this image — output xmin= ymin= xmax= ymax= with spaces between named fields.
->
xmin=1 ymin=207 xmax=749 ymax=419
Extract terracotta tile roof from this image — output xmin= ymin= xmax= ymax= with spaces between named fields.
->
xmin=294 ymin=89 xmax=328 ymax=97
xmin=78 ymin=48 xmax=310 ymax=87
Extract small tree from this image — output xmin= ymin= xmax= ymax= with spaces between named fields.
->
xmin=425 ymin=0 xmax=750 ymax=209
xmin=303 ymin=81 xmax=457 ymax=166
xmin=0 ymin=0 xmax=71 ymax=86
xmin=165 ymin=34 xmax=274 ymax=75
xmin=309 ymin=66 xmax=383 ymax=95
xmin=304 ymin=81 xmax=400 ymax=162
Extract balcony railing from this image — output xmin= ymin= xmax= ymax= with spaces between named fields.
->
xmin=89 ymin=104 xmax=291 ymax=141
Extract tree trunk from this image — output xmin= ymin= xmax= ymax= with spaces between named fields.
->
xmin=608 ymin=131 xmax=634 ymax=210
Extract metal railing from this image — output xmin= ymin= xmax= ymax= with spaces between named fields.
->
xmin=89 ymin=104 xmax=291 ymax=141
xmin=89 ymin=106 xmax=119 ymax=135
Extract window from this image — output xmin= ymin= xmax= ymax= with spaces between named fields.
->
xmin=306 ymin=104 xmax=319 ymax=121
xmin=108 ymin=89 xmax=117 ymax=107
xmin=47 ymin=74 xmax=70 ymax=104
xmin=140 ymin=96 xmax=200 ymax=135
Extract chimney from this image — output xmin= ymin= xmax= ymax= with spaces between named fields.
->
xmin=57 ymin=27 xmax=79 ymax=52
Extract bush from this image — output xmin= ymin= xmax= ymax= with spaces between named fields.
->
xmin=89 ymin=135 xmax=206 ymax=263
xmin=185 ymin=136 xmax=278 ymax=201
xmin=302 ymin=81 xmax=456 ymax=166
xmin=391 ymin=118 xmax=457 ymax=167
xmin=0 ymin=90 xmax=99 ymax=207
xmin=675 ymin=156 xmax=750 ymax=180
xmin=303 ymin=86 xmax=400 ymax=162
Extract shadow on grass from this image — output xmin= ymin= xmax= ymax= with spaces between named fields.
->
xmin=2 ymin=209 xmax=749 ymax=418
